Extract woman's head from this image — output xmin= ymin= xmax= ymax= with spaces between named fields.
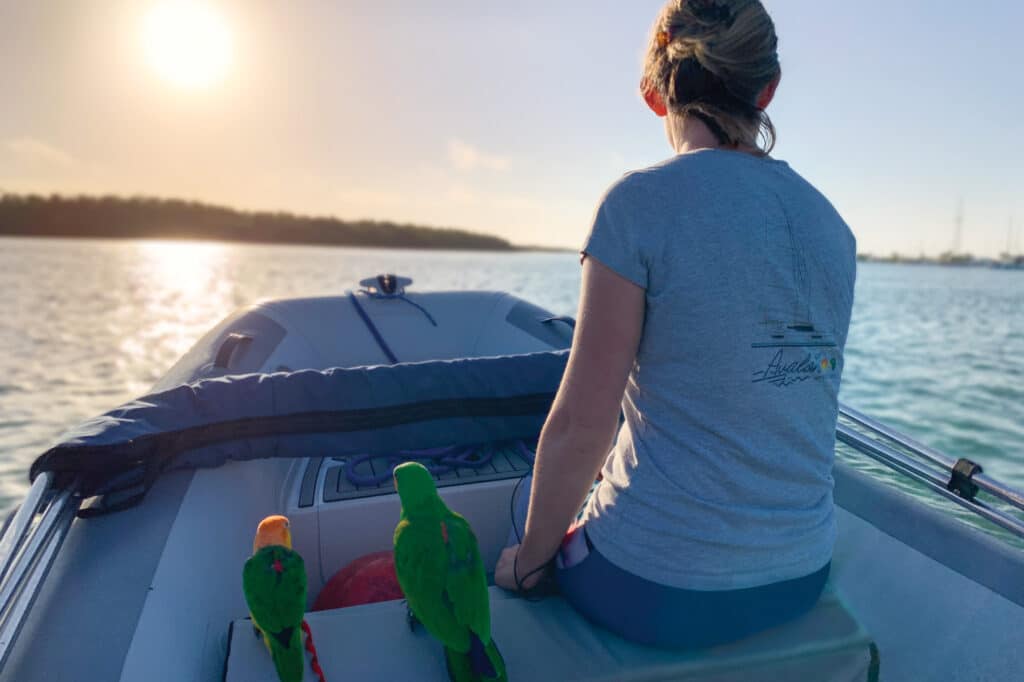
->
xmin=642 ymin=0 xmax=781 ymax=153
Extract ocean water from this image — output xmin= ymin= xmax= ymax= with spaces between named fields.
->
xmin=1 ymin=237 xmax=1022 ymax=514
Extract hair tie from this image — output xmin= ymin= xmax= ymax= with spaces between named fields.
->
xmin=668 ymin=56 xmax=761 ymax=122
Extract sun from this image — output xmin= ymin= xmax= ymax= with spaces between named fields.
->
xmin=142 ymin=2 xmax=233 ymax=90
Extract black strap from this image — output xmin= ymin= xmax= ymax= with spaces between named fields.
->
xmin=348 ymin=292 xmax=399 ymax=364
xmin=77 ymin=458 xmax=168 ymax=518
xmin=947 ymin=458 xmax=983 ymax=501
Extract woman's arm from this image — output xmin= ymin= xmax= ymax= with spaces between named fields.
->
xmin=495 ymin=255 xmax=645 ymax=590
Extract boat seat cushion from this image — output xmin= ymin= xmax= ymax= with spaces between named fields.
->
xmin=224 ymin=586 xmax=878 ymax=681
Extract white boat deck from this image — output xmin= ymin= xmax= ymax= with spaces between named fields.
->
xmin=225 ymin=586 xmax=876 ymax=682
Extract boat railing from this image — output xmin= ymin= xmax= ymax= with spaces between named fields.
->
xmin=0 ymin=473 xmax=79 ymax=669
xmin=838 ymin=403 xmax=1024 ymax=539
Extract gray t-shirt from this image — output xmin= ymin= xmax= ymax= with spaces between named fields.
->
xmin=580 ymin=148 xmax=857 ymax=591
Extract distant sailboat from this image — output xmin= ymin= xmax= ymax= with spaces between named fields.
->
xmin=940 ymin=199 xmax=971 ymax=265
xmin=953 ymin=199 xmax=964 ymax=255
xmin=997 ymin=216 xmax=1024 ymax=269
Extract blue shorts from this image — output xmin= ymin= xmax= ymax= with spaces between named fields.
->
xmin=509 ymin=475 xmax=830 ymax=649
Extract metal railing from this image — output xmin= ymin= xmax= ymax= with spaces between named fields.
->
xmin=838 ymin=403 xmax=1024 ymax=539
xmin=0 ymin=475 xmax=79 ymax=670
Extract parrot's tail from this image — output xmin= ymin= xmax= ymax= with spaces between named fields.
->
xmin=443 ymin=635 xmax=506 ymax=682
xmin=301 ymin=620 xmax=327 ymax=682
xmin=483 ymin=638 xmax=507 ymax=682
xmin=467 ymin=633 xmax=495 ymax=677
xmin=468 ymin=630 xmax=505 ymax=675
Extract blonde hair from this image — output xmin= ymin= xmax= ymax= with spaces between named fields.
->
xmin=643 ymin=0 xmax=780 ymax=153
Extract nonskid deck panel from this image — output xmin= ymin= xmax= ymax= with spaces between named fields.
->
xmin=318 ymin=443 xmax=534 ymax=503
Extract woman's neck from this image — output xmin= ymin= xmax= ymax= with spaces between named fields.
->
xmin=666 ymin=114 xmax=761 ymax=157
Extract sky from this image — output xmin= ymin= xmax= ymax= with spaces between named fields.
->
xmin=1 ymin=1 xmax=1022 ymax=255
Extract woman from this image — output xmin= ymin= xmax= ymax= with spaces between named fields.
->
xmin=494 ymin=0 xmax=857 ymax=650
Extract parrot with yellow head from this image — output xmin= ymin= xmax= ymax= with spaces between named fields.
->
xmin=242 ymin=515 xmax=325 ymax=682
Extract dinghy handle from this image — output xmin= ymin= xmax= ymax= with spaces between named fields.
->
xmin=541 ymin=316 xmax=576 ymax=330
xmin=214 ymin=333 xmax=253 ymax=370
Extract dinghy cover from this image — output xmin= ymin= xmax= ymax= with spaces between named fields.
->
xmin=30 ymin=350 xmax=569 ymax=515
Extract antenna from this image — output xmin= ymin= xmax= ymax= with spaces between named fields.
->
xmin=952 ymin=198 xmax=964 ymax=255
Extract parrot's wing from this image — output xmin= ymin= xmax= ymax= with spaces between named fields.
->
xmin=242 ymin=546 xmax=308 ymax=641
xmin=394 ymin=518 xmax=471 ymax=651
xmin=443 ymin=513 xmax=492 ymax=643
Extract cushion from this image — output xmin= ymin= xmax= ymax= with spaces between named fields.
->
xmin=224 ymin=586 xmax=878 ymax=682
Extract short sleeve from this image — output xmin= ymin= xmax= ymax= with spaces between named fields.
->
xmin=580 ymin=175 xmax=649 ymax=290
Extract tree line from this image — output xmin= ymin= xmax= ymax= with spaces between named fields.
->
xmin=0 ymin=193 xmax=515 ymax=251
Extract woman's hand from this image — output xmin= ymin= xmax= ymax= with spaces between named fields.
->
xmin=494 ymin=544 xmax=546 ymax=592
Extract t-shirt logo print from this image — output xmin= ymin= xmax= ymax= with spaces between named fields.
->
xmin=752 ymin=349 xmax=818 ymax=387
xmin=751 ymin=324 xmax=839 ymax=388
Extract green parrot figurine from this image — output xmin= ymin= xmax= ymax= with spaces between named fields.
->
xmin=242 ymin=515 xmax=324 ymax=682
xmin=393 ymin=462 xmax=508 ymax=682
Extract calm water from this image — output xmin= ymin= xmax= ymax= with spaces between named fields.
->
xmin=1 ymin=237 xmax=1022 ymax=512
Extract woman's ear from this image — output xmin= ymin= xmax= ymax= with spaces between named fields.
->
xmin=641 ymin=78 xmax=668 ymax=118
xmin=756 ymin=71 xmax=781 ymax=110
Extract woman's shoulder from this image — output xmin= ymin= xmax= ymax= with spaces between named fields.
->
xmin=596 ymin=157 xmax=689 ymax=212
xmin=605 ymin=149 xmax=784 ymax=195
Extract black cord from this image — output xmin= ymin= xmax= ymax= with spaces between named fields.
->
xmin=509 ymin=471 xmax=529 ymax=544
xmin=513 ymin=550 xmax=556 ymax=601
xmin=508 ymin=464 xmax=558 ymax=600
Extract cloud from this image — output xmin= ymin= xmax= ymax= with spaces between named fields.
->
xmin=447 ymin=139 xmax=510 ymax=172
xmin=5 ymin=137 xmax=76 ymax=168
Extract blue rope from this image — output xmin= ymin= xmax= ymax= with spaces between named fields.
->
xmin=348 ymin=292 xmax=399 ymax=364
xmin=359 ymin=288 xmax=438 ymax=328
xmin=396 ymin=294 xmax=438 ymax=327
xmin=343 ymin=441 xmax=534 ymax=488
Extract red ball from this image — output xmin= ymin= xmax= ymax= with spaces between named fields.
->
xmin=312 ymin=551 xmax=404 ymax=611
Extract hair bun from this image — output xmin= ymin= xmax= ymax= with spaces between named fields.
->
xmin=643 ymin=0 xmax=780 ymax=153
xmin=688 ymin=0 xmax=735 ymax=29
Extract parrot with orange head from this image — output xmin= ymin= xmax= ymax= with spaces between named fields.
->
xmin=242 ymin=515 xmax=324 ymax=682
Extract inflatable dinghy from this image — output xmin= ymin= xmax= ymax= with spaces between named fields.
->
xmin=1 ymin=275 xmax=1022 ymax=681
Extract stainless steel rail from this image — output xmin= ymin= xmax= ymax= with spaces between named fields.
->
xmin=840 ymin=404 xmax=1024 ymax=511
xmin=838 ymin=403 xmax=1024 ymax=539
xmin=0 ymin=473 xmax=52 ymax=587
xmin=0 ymin=480 xmax=78 ymax=670
xmin=837 ymin=423 xmax=1024 ymax=539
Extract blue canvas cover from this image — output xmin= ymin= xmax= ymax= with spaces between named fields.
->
xmin=30 ymin=350 xmax=568 ymax=515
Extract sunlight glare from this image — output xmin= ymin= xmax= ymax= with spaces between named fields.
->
xmin=136 ymin=240 xmax=226 ymax=298
xmin=142 ymin=2 xmax=233 ymax=90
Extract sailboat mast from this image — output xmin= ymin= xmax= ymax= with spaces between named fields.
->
xmin=953 ymin=199 xmax=964 ymax=255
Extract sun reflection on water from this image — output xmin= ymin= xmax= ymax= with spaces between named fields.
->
xmin=120 ymin=240 xmax=236 ymax=392
xmin=135 ymin=240 xmax=227 ymax=297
